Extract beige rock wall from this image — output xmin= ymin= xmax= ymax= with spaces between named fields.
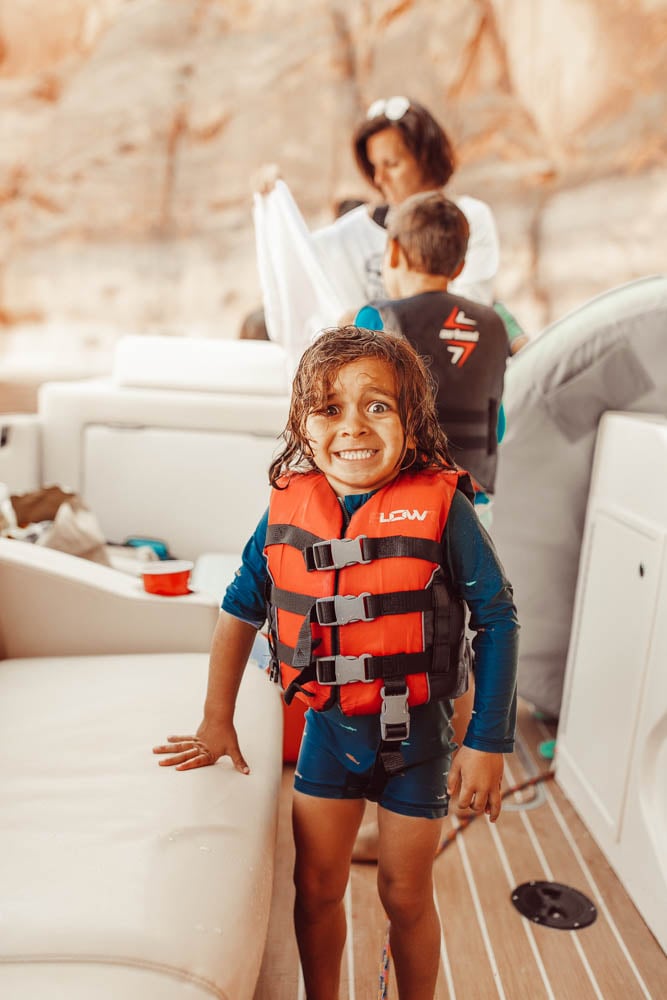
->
xmin=1 ymin=0 xmax=666 ymax=367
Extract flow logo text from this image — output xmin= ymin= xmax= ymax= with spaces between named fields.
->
xmin=379 ymin=509 xmax=429 ymax=523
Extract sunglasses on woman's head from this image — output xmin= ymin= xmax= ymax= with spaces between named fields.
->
xmin=366 ymin=96 xmax=411 ymax=121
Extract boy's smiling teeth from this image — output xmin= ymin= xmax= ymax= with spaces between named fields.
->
xmin=336 ymin=449 xmax=376 ymax=461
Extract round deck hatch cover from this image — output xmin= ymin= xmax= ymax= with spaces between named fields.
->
xmin=511 ymin=881 xmax=597 ymax=930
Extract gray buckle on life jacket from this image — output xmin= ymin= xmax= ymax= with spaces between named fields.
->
xmin=315 ymin=592 xmax=373 ymax=626
xmin=380 ymin=686 xmax=410 ymax=741
xmin=308 ymin=535 xmax=369 ymax=571
xmin=315 ymin=653 xmax=373 ymax=685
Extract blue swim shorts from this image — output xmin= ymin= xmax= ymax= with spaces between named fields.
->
xmin=293 ymin=700 xmax=454 ymax=819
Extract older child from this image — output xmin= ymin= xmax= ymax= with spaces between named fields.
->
xmin=153 ymin=327 xmax=518 ymax=1000
xmin=356 ymin=190 xmax=513 ymax=499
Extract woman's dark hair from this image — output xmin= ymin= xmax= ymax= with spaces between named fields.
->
xmin=352 ymin=99 xmax=456 ymax=192
xmin=269 ymin=325 xmax=456 ymax=487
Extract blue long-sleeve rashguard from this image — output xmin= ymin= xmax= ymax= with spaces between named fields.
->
xmin=222 ymin=487 xmax=518 ymax=753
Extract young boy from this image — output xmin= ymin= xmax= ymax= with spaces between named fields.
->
xmin=154 ymin=327 xmax=518 ymax=1000
xmin=355 ymin=190 xmax=512 ymax=501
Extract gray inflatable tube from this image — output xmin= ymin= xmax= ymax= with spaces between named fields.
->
xmin=491 ymin=275 xmax=667 ymax=718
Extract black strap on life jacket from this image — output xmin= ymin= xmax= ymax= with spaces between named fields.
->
xmin=269 ymin=582 xmax=435 ymax=704
xmin=265 ymin=523 xmax=323 ymax=552
xmin=274 ymin=638 xmax=431 ymax=684
xmin=306 ymin=534 xmax=442 ymax=571
xmin=269 ymin=584 xmax=433 ymax=627
xmin=266 ymin=523 xmax=442 ymax=572
xmin=438 ymin=401 xmax=499 ymax=455
xmin=378 ymin=677 xmax=410 ymax=775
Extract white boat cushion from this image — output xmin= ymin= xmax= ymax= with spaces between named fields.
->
xmin=0 ymin=538 xmax=219 ymax=660
xmin=37 ymin=380 xmax=288 ymax=563
xmin=0 ymin=964 xmax=219 ymax=1000
xmin=112 ymin=335 xmax=291 ymax=396
xmin=0 ymin=653 xmax=282 ymax=1000
xmin=81 ymin=424 xmax=276 ymax=561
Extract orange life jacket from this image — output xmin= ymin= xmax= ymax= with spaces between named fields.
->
xmin=264 ymin=469 xmax=469 ymax=741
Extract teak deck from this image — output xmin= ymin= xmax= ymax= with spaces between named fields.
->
xmin=253 ymin=701 xmax=666 ymax=999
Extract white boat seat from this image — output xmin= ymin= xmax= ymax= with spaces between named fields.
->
xmin=0 ymin=536 xmax=283 ymax=999
xmin=0 ymin=653 xmax=282 ymax=1000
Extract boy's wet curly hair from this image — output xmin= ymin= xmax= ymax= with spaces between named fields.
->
xmin=269 ymin=326 xmax=457 ymax=487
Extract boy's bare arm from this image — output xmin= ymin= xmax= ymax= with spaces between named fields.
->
xmin=447 ymin=746 xmax=504 ymax=822
xmin=152 ymin=611 xmax=258 ymax=773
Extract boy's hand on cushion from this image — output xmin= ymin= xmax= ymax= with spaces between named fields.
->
xmin=447 ymin=746 xmax=504 ymax=822
xmin=152 ymin=721 xmax=250 ymax=774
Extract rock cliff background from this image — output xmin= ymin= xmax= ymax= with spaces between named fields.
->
xmin=1 ymin=0 xmax=666 ymax=402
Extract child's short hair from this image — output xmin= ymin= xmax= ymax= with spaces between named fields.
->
xmin=352 ymin=100 xmax=456 ymax=192
xmin=269 ymin=326 xmax=455 ymax=487
xmin=386 ymin=191 xmax=469 ymax=277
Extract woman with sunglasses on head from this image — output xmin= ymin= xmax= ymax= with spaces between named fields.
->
xmin=254 ymin=96 xmax=500 ymax=337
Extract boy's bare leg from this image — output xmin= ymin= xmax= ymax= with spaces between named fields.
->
xmin=377 ymin=806 xmax=444 ymax=1000
xmin=292 ymin=790 xmax=366 ymax=1000
xmin=349 ymin=800 xmax=379 ymax=862
xmin=352 ymin=679 xmax=476 ymax=862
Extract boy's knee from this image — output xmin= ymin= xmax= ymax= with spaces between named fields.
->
xmin=294 ymin=863 xmax=347 ymax=914
xmin=378 ymin=871 xmax=430 ymax=926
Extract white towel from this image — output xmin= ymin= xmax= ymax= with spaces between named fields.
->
xmin=253 ymin=181 xmax=345 ymax=369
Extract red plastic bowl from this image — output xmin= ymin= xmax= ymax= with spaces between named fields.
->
xmin=142 ymin=560 xmax=194 ymax=596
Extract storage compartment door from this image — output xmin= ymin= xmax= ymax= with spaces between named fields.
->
xmin=557 ymin=512 xmax=660 ymax=840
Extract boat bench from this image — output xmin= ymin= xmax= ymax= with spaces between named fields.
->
xmin=0 ymin=538 xmax=283 ymax=1000
xmin=0 ymin=335 xmax=292 ymax=567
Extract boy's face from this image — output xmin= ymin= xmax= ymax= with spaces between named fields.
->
xmin=366 ymin=128 xmax=430 ymax=206
xmin=305 ymin=358 xmax=406 ymax=496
